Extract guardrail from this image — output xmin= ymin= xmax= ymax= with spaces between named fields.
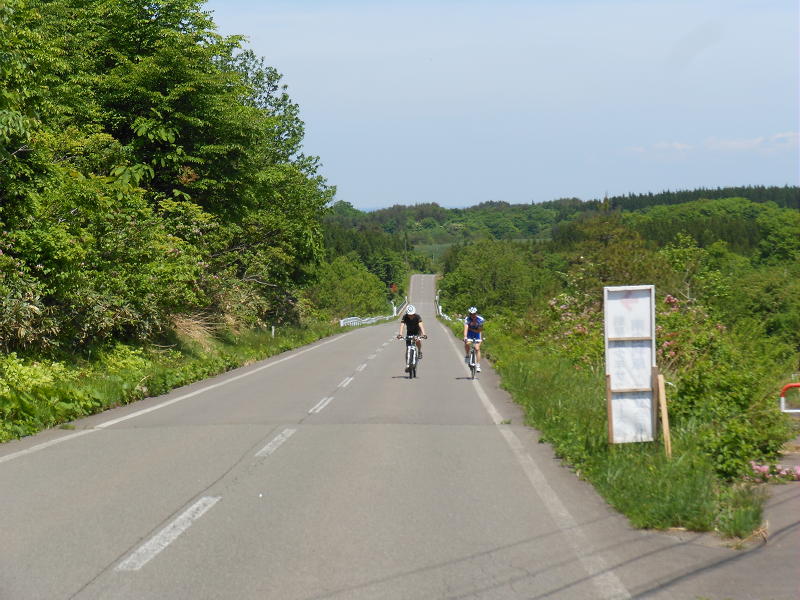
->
xmin=780 ymin=382 xmax=800 ymax=414
xmin=435 ymin=294 xmax=452 ymax=321
xmin=339 ymin=298 xmax=407 ymax=328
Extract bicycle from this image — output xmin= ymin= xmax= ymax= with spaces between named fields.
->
xmin=398 ymin=334 xmax=426 ymax=379
xmin=465 ymin=337 xmax=483 ymax=380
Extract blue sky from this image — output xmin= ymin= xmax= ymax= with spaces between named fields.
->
xmin=203 ymin=0 xmax=799 ymax=210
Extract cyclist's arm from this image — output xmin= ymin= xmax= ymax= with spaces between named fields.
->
xmin=463 ymin=322 xmax=468 ymax=339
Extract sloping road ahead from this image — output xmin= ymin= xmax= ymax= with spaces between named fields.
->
xmin=1 ymin=274 xmax=798 ymax=599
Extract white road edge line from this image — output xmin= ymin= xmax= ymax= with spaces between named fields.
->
xmin=356 ymin=363 xmax=367 ymax=372
xmin=0 ymin=330 xmax=360 ymax=465
xmin=440 ymin=320 xmax=631 ymax=600
xmin=116 ymin=496 xmax=221 ymax=572
xmin=0 ymin=430 xmax=95 ymax=465
xmin=255 ymin=428 xmax=297 ymax=457
xmin=339 ymin=376 xmax=354 ymax=388
xmin=308 ymin=397 xmax=334 ymax=414
xmin=97 ymin=330 xmax=357 ymax=429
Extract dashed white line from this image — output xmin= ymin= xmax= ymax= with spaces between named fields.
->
xmin=255 ymin=428 xmax=297 ymax=457
xmin=367 ymin=354 xmax=377 ymax=360
xmin=339 ymin=377 xmax=354 ymax=388
xmin=308 ymin=397 xmax=334 ymax=414
xmin=116 ymin=496 xmax=221 ymax=571
xmin=356 ymin=363 xmax=367 ymax=372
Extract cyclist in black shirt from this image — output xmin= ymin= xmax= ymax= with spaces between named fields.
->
xmin=397 ymin=304 xmax=426 ymax=358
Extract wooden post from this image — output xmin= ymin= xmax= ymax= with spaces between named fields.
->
xmin=657 ymin=373 xmax=672 ymax=458
xmin=606 ymin=374 xmax=614 ymax=444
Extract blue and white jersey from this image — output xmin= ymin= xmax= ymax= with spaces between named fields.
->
xmin=464 ymin=314 xmax=485 ymax=337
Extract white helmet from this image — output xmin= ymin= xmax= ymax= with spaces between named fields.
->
xmin=406 ymin=304 xmax=416 ymax=314
xmin=468 ymin=306 xmax=478 ymax=314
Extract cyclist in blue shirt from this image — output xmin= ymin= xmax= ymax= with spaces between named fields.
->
xmin=463 ymin=307 xmax=485 ymax=372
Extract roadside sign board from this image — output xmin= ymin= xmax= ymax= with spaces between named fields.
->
xmin=604 ymin=285 xmax=656 ymax=443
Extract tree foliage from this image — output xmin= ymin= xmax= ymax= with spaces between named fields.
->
xmin=0 ymin=0 xmax=333 ymax=352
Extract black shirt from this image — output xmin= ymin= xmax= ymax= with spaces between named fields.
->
xmin=402 ymin=313 xmax=422 ymax=335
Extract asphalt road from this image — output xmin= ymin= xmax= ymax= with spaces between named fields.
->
xmin=1 ymin=274 xmax=798 ymax=599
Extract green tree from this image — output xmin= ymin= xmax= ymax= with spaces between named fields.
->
xmin=304 ymin=256 xmax=389 ymax=319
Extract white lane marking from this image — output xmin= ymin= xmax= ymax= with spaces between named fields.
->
xmin=356 ymin=363 xmax=367 ymax=372
xmin=382 ymin=342 xmax=389 ymax=347
xmin=255 ymin=428 xmax=297 ymax=457
xmin=440 ymin=321 xmax=631 ymax=600
xmin=116 ymin=496 xmax=221 ymax=571
xmin=0 ymin=330 xmax=361 ymax=465
xmin=0 ymin=430 xmax=95 ymax=465
xmin=96 ymin=330 xmax=358 ymax=430
xmin=308 ymin=397 xmax=334 ymax=414
xmin=339 ymin=377 xmax=354 ymax=388
xmin=367 ymin=354 xmax=377 ymax=360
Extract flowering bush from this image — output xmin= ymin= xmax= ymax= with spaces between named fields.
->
xmin=748 ymin=461 xmax=800 ymax=483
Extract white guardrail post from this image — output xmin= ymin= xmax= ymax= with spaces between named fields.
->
xmin=339 ymin=297 xmax=409 ymax=328
xmin=435 ymin=294 xmax=452 ymax=321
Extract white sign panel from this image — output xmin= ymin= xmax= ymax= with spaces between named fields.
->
xmin=606 ymin=288 xmax=653 ymax=338
xmin=604 ymin=286 xmax=656 ymax=443
xmin=607 ymin=340 xmax=653 ymax=390
xmin=610 ymin=393 xmax=654 ymax=443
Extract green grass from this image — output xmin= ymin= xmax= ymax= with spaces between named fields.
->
xmin=716 ymin=484 xmax=766 ymax=539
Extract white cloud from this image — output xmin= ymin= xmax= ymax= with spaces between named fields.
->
xmin=652 ymin=141 xmax=693 ymax=152
xmin=631 ymin=133 xmax=798 ymax=156
xmin=705 ymin=132 xmax=798 ymax=153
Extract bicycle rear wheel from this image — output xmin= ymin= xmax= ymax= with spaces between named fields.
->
xmin=469 ymin=348 xmax=476 ymax=379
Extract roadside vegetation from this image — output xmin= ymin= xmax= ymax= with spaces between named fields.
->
xmin=438 ymin=196 xmax=799 ymax=539
xmin=0 ymin=0 xmax=424 ymax=441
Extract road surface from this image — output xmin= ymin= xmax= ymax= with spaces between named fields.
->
xmin=1 ymin=274 xmax=798 ymax=599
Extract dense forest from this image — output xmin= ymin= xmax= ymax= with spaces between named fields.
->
xmin=324 ymin=185 xmax=799 ymax=246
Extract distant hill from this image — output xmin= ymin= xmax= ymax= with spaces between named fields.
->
xmin=327 ymin=185 xmax=798 ymax=246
